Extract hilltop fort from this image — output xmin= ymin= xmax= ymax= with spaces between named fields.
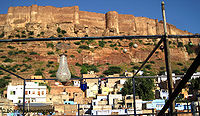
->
xmin=0 ymin=5 xmax=192 ymax=38
xmin=0 ymin=5 xmax=199 ymax=79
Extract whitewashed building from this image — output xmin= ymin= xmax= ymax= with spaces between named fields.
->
xmin=7 ymin=82 xmax=47 ymax=103
xmin=73 ymin=80 xmax=80 ymax=87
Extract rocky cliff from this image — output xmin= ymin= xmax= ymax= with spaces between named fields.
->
xmin=0 ymin=5 xmax=194 ymax=38
xmin=0 ymin=5 xmax=199 ymax=80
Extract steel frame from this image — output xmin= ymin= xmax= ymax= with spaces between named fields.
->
xmin=0 ymin=1 xmax=200 ymax=116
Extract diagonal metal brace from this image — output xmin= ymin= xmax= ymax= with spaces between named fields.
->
xmin=158 ymin=51 xmax=200 ymax=115
xmin=0 ymin=66 xmax=25 ymax=80
xmin=133 ymin=38 xmax=163 ymax=76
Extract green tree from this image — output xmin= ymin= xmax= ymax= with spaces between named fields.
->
xmin=0 ymin=70 xmax=4 ymax=75
xmin=46 ymin=42 xmax=54 ymax=48
xmin=0 ymin=32 xmax=4 ymax=38
xmin=80 ymin=66 xmax=88 ymax=74
xmin=47 ymin=51 xmax=54 ymax=55
xmin=0 ymin=78 xmax=9 ymax=94
xmin=129 ymin=42 xmax=134 ymax=47
xmin=190 ymin=78 xmax=200 ymax=98
xmin=3 ymin=58 xmax=13 ymax=63
xmin=7 ymin=45 xmax=15 ymax=49
xmin=61 ymin=30 xmax=67 ymax=35
xmin=3 ymin=75 xmax=11 ymax=79
xmin=58 ymin=35 xmax=63 ymax=37
xmin=40 ymin=31 xmax=45 ymax=35
xmin=28 ymin=31 xmax=34 ymax=35
xmin=79 ymin=45 xmax=90 ymax=50
xmin=121 ymin=78 xmax=154 ymax=100
xmin=15 ymin=34 xmax=20 ymax=38
xmin=57 ymin=27 xmax=61 ymax=33
xmin=21 ymin=31 xmax=26 ymax=34
xmin=30 ymin=52 xmax=38 ymax=55
xmin=74 ymin=41 xmax=81 ymax=45
xmin=34 ymin=69 xmax=43 ymax=76
xmin=98 ymin=41 xmax=106 ymax=47
xmin=103 ymin=66 xmax=122 ymax=75
xmin=77 ymin=63 xmax=99 ymax=74
xmin=190 ymin=78 xmax=200 ymax=91
xmin=177 ymin=42 xmax=183 ymax=47
xmin=21 ymin=35 xmax=26 ymax=38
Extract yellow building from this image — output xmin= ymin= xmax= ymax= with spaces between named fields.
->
xmin=101 ymin=87 xmax=109 ymax=95
xmin=31 ymin=76 xmax=47 ymax=83
xmin=181 ymin=88 xmax=189 ymax=99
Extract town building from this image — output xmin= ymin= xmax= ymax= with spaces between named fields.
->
xmin=31 ymin=76 xmax=46 ymax=83
xmin=48 ymin=83 xmax=84 ymax=104
xmin=7 ymin=82 xmax=47 ymax=103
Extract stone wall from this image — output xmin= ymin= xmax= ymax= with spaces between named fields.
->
xmin=118 ymin=14 xmax=136 ymax=34
xmin=0 ymin=14 xmax=6 ymax=25
xmin=79 ymin=11 xmax=105 ymax=28
xmin=0 ymin=4 xmax=193 ymax=38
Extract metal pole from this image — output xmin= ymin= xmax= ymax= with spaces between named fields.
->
xmin=0 ymin=35 xmax=200 ymax=43
xmin=187 ymin=101 xmax=189 ymax=113
xmin=132 ymin=77 xmax=137 ymax=116
xmin=161 ymin=1 xmax=175 ymax=115
xmin=0 ymin=35 xmax=163 ymax=42
xmin=23 ymin=79 xmax=26 ymax=116
xmin=1 ymin=108 xmax=3 ymax=116
xmin=152 ymin=108 xmax=154 ymax=116
xmin=78 ymin=104 xmax=80 ymax=116
xmin=158 ymin=51 xmax=200 ymax=115
xmin=0 ymin=67 xmax=24 ymax=80
xmin=198 ymin=102 xmax=200 ymax=116
xmin=191 ymin=101 xmax=196 ymax=116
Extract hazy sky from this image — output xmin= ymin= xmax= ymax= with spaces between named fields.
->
xmin=0 ymin=0 xmax=199 ymax=34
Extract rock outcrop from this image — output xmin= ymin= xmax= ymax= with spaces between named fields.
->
xmin=0 ymin=5 xmax=193 ymax=39
xmin=0 ymin=5 xmax=199 ymax=78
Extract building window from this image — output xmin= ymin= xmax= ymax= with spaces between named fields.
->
xmin=69 ymin=93 xmax=71 ymax=96
xmin=42 ymin=91 xmax=44 ymax=95
xmin=18 ymin=100 xmax=21 ymax=103
xmin=29 ymin=91 xmax=31 ymax=94
xmin=25 ymin=91 xmax=28 ymax=95
xmin=38 ymin=91 xmax=40 ymax=96
xmin=10 ymin=91 xmax=16 ymax=95
xmin=32 ymin=91 xmax=35 ymax=94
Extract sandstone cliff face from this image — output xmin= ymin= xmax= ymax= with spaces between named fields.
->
xmin=0 ymin=5 xmax=199 ymax=79
xmin=0 ymin=5 xmax=193 ymax=38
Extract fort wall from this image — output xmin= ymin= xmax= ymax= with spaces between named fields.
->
xmin=0 ymin=5 xmax=192 ymax=38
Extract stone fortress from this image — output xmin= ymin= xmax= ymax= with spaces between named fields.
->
xmin=0 ymin=5 xmax=192 ymax=38
xmin=0 ymin=5 xmax=198 ymax=76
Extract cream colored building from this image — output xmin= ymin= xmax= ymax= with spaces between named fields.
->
xmin=86 ymin=83 xmax=98 ymax=98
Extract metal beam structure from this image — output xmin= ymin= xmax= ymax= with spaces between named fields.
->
xmin=0 ymin=1 xmax=200 ymax=116
xmin=161 ymin=1 xmax=175 ymax=115
xmin=132 ymin=77 xmax=136 ymax=116
xmin=0 ymin=67 xmax=25 ymax=80
xmin=158 ymin=51 xmax=200 ymax=116
xmin=0 ymin=66 xmax=57 ymax=116
xmin=22 ymin=80 xmax=26 ymax=116
xmin=0 ymin=34 xmax=199 ymax=42
xmin=133 ymin=38 xmax=163 ymax=77
xmin=1 ymin=34 xmax=200 ymax=116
